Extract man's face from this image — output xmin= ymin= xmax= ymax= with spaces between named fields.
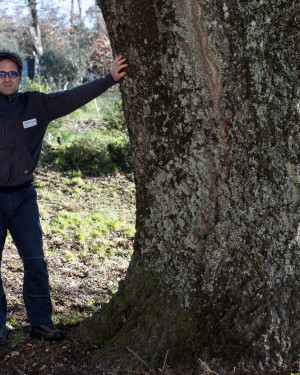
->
xmin=0 ymin=59 xmax=22 ymax=96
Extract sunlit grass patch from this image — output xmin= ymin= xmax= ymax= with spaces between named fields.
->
xmin=49 ymin=207 xmax=131 ymax=242
xmin=37 ymin=169 xmax=136 ymax=262
xmin=53 ymin=310 xmax=82 ymax=326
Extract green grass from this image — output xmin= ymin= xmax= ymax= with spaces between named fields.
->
xmin=53 ymin=310 xmax=82 ymax=326
xmin=64 ymin=90 xmax=126 ymax=132
xmin=7 ymin=330 xmax=30 ymax=345
xmin=49 ymin=208 xmax=127 ymax=240
xmin=38 ymin=169 xmax=136 ymax=259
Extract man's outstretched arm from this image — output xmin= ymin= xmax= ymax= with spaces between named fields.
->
xmin=44 ymin=56 xmax=128 ymax=121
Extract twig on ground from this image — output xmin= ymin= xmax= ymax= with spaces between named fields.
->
xmin=86 ymin=347 xmax=113 ymax=371
xmin=158 ymin=349 xmax=169 ymax=373
xmin=126 ymin=346 xmax=156 ymax=374
xmin=198 ymin=359 xmax=220 ymax=375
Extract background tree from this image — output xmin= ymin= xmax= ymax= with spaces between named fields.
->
xmin=70 ymin=0 xmax=75 ymax=29
xmin=27 ymin=0 xmax=43 ymax=58
xmin=0 ymin=3 xmax=33 ymax=55
xmin=0 ymin=1 xmax=113 ymax=88
xmin=69 ymin=0 xmax=84 ymax=31
xmin=85 ymin=5 xmax=113 ymax=77
xmin=81 ymin=0 xmax=300 ymax=373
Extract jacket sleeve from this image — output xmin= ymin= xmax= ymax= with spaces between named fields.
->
xmin=44 ymin=73 xmax=117 ymax=122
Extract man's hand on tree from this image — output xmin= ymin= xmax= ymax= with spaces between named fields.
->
xmin=111 ymin=55 xmax=128 ymax=81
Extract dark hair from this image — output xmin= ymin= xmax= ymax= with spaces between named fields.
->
xmin=0 ymin=51 xmax=23 ymax=76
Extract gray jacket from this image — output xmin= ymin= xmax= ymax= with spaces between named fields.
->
xmin=0 ymin=73 xmax=116 ymax=186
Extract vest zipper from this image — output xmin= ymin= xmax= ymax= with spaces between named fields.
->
xmin=7 ymin=96 xmax=15 ymax=183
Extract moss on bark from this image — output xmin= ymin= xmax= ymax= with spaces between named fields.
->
xmin=79 ymin=271 xmax=207 ymax=367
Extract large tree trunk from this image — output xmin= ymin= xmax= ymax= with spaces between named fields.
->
xmin=85 ymin=0 xmax=300 ymax=372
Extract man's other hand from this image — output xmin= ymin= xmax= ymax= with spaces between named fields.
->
xmin=111 ymin=55 xmax=128 ymax=81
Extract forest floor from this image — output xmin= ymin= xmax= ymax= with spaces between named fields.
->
xmin=0 ymin=162 xmax=160 ymax=374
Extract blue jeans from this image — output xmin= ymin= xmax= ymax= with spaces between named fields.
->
xmin=0 ymin=185 xmax=52 ymax=326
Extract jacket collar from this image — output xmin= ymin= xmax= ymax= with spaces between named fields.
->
xmin=0 ymin=91 xmax=20 ymax=103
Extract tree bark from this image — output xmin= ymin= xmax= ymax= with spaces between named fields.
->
xmin=27 ymin=0 xmax=43 ymax=58
xmin=70 ymin=0 xmax=74 ymax=29
xmin=86 ymin=0 xmax=300 ymax=372
xmin=77 ymin=0 xmax=83 ymax=28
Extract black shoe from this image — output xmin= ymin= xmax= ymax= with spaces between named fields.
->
xmin=30 ymin=323 xmax=64 ymax=341
xmin=0 ymin=324 xmax=7 ymax=344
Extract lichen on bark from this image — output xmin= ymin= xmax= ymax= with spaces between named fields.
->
xmin=89 ymin=0 xmax=300 ymax=371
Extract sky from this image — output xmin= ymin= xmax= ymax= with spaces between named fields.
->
xmin=54 ymin=0 xmax=97 ymax=18
xmin=37 ymin=0 xmax=102 ymax=30
xmin=2 ymin=0 xmax=100 ymax=23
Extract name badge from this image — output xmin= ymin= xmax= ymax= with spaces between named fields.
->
xmin=23 ymin=118 xmax=37 ymax=129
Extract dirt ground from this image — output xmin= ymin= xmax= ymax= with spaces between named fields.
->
xmin=0 ymin=168 xmax=145 ymax=375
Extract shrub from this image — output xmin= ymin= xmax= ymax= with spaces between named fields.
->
xmin=102 ymin=93 xmax=127 ymax=133
xmin=42 ymin=133 xmax=132 ymax=175
xmin=107 ymin=137 xmax=131 ymax=168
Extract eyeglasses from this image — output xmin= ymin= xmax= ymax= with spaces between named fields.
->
xmin=0 ymin=71 xmax=20 ymax=79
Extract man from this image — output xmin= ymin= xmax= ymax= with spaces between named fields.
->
xmin=0 ymin=51 xmax=127 ymax=344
